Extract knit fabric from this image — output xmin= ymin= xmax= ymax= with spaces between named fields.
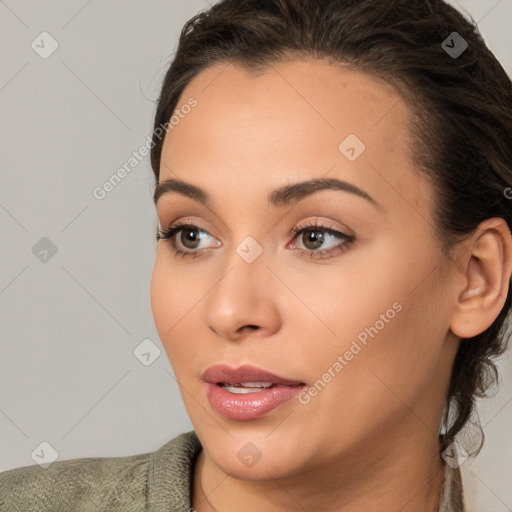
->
xmin=0 ymin=430 xmax=465 ymax=511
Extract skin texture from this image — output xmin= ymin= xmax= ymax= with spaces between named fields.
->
xmin=150 ymin=58 xmax=512 ymax=512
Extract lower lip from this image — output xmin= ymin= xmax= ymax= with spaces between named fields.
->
xmin=205 ymin=382 xmax=305 ymax=420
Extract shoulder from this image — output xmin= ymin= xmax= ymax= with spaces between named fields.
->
xmin=0 ymin=446 xmax=150 ymax=512
xmin=0 ymin=430 xmax=201 ymax=512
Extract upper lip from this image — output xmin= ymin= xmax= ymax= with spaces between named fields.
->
xmin=202 ymin=364 xmax=305 ymax=386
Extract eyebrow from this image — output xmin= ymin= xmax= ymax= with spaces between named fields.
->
xmin=153 ymin=176 xmax=377 ymax=208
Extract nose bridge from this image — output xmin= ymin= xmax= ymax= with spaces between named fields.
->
xmin=211 ymin=233 xmax=268 ymax=309
xmin=202 ymin=233 xmax=280 ymax=338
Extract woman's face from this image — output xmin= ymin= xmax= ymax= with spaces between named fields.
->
xmin=151 ymin=58 xmax=461 ymax=478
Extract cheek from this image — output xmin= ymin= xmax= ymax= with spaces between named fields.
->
xmin=284 ymin=239 xmax=411 ymax=346
xmin=150 ymin=252 xmax=194 ymax=355
xmin=287 ymin=238 xmax=445 ymax=401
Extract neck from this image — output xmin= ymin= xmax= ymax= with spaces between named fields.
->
xmin=192 ymin=431 xmax=446 ymax=512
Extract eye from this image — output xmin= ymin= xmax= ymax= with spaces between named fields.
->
xmin=156 ymin=219 xmax=355 ymax=260
xmin=288 ymin=220 xmax=355 ymax=259
xmin=157 ymin=221 xmax=220 ymax=258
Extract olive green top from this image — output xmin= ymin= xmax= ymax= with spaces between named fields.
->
xmin=0 ymin=430 xmax=465 ymax=511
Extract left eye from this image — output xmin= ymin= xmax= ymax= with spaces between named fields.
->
xmin=286 ymin=225 xmax=354 ymax=257
xmin=291 ymin=227 xmax=346 ymax=251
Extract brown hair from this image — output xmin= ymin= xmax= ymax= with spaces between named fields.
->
xmin=150 ymin=0 xmax=512 ymax=454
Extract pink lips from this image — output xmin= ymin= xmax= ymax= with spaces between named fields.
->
xmin=202 ymin=364 xmax=306 ymax=420
xmin=202 ymin=364 xmax=305 ymax=386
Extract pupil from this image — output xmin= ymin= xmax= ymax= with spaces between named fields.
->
xmin=182 ymin=228 xmax=199 ymax=248
xmin=303 ymin=230 xmax=324 ymax=250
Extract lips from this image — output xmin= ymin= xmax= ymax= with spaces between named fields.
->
xmin=202 ymin=363 xmax=306 ymax=386
xmin=202 ymin=364 xmax=307 ymax=420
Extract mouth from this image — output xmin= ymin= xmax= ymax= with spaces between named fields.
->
xmin=216 ymin=381 xmax=304 ymax=394
xmin=202 ymin=364 xmax=306 ymax=420
xmin=202 ymin=363 xmax=306 ymax=387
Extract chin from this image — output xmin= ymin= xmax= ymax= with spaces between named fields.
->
xmin=196 ymin=425 xmax=309 ymax=480
xmin=210 ymin=448 xmax=298 ymax=481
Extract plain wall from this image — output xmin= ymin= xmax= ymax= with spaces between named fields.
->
xmin=1 ymin=1 xmax=511 ymax=510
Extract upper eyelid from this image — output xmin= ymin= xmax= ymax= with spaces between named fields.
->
xmin=160 ymin=220 xmax=350 ymax=245
xmin=162 ymin=218 xmax=347 ymax=234
xmin=159 ymin=218 xmax=211 ymax=233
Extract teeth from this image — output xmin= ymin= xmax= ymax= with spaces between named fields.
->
xmin=221 ymin=382 xmax=275 ymax=394
xmin=222 ymin=386 xmax=265 ymax=394
xmin=238 ymin=381 xmax=274 ymax=388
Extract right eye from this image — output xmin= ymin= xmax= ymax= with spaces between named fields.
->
xmin=157 ymin=222 xmax=221 ymax=257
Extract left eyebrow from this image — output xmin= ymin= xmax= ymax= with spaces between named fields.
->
xmin=154 ymin=176 xmax=378 ymax=208
xmin=267 ymin=177 xmax=377 ymax=208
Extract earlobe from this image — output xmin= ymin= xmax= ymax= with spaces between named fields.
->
xmin=450 ymin=218 xmax=512 ymax=339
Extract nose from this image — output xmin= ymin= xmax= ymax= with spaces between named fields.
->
xmin=203 ymin=250 xmax=282 ymax=341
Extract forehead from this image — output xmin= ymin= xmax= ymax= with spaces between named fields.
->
xmin=159 ymin=58 xmax=428 ymax=217
xmin=171 ymin=57 xmax=409 ymax=133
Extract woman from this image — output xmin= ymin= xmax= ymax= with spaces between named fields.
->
xmin=1 ymin=0 xmax=511 ymax=510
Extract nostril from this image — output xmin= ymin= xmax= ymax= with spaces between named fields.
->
xmin=234 ymin=324 xmax=260 ymax=336
xmin=238 ymin=325 xmax=259 ymax=332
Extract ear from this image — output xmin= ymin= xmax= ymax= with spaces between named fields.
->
xmin=450 ymin=218 xmax=512 ymax=339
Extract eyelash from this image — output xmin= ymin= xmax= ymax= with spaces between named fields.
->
xmin=156 ymin=219 xmax=355 ymax=260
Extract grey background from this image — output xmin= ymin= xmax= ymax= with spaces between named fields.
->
xmin=0 ymin=1 xmax=511 ymax=510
